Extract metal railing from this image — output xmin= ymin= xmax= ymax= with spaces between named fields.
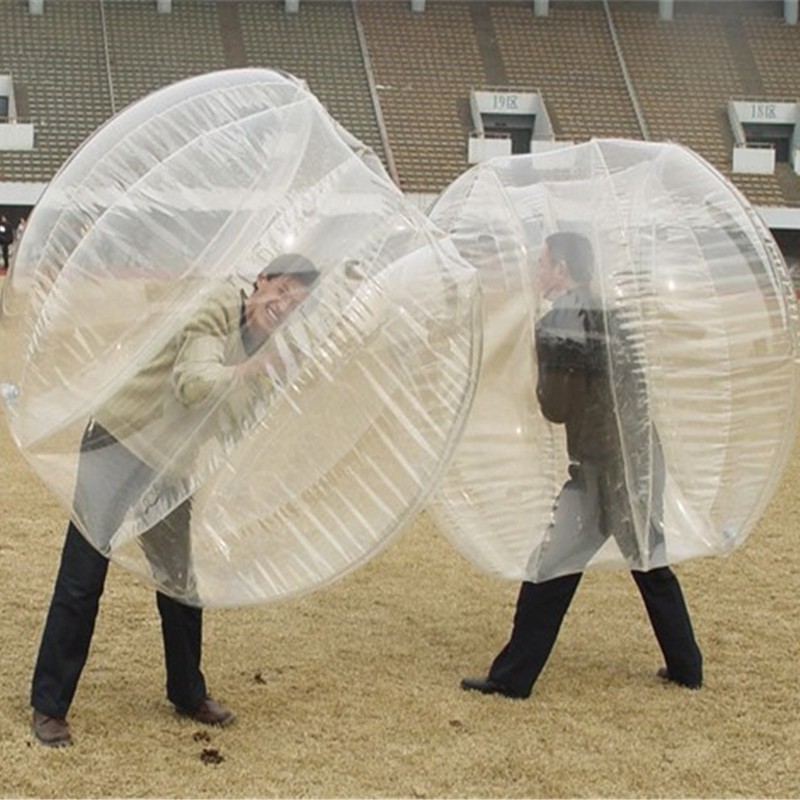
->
xmin=99 ymin=0 xmax=118 ymax=116
xmin=352 ymin=0 xmax=400 ymax=187
xmin=602 ymin=0 xmax=650 ymax=141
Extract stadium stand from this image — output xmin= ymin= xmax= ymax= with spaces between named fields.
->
xmin=491 ymin=1 xmax=641 ymax=143
xmin=237 ymin=0 xmax=386 ymax=167
xmin=0 ymin=1 xmax=110 ymax=181
xmin=357 ymin=1 xmax=486 ymax=193
xmin=743 ymin=5 xmax=800 ymax=100
xmin=0 ymin=0 xmax=798 ymax=239
xmin=609 ymin=0 xmax=792 ymax=207
xmin=105 ymin=1 xmax=227 ymax=112
xmin=739 ymin=5 xmax=800 ymax=208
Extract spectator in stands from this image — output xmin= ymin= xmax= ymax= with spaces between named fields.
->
xmin=461 ymin=231 xmax=703 ymax=700
xmin=30 ymin=253 xmax=319 ymax=747
xmin=0 ymin=215 xmax=14 ymax=272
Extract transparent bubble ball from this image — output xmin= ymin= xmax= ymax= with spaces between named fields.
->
xmin=0 ymin=69 xmax=481 ymax=606
xmin=428 ymin=139 xmax=800 ymax=582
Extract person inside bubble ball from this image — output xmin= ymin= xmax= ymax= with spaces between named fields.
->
xmin=0 ymin=214 xmax=14 ymax=272
xmin=461 ymin=231 xmax=703 ymax=700
xmin=30 ymin=253 xmax=319 ymax=747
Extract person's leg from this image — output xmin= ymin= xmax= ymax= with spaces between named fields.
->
xmin=526 ymin=464 xmax=604 ymax=581
xmin=139 ymin=498 xmax=198 ymax=602
xmin=158 ymin=592 xmax=232 ymax=725
xmin=29 ymin=422 xmax=143 ymax=745
xmin=31 ymin=522 xmax=110 ymax=719
xmin=474 ymin=574 xmax=582 ymax=698
xmin=468 ymin=465 xmax=599 ymax=699
xmin=631 ymin=567 xmax=703 ymax=688
xmin=155 ymin=591 xmax=207 ymax=711
xmin=139 ymin=497 xmax=208 ymax=710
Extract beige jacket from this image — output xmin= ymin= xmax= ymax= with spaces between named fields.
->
xmin=95 ymin=280 xmax=272 ymax=472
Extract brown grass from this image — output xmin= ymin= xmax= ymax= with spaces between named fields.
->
xmin=1 ymin=362 xmax=798 ymax=797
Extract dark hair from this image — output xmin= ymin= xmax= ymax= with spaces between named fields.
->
xmin=259 ymin=253 xmax=319 ymax=287
xmin=546 ymin=232 xmax=594 ymax=284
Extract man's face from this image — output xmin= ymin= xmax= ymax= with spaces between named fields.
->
xmin=538 ymin=244 xmax=566 ymax=300
xmin=244 ymin=273 xmax=311 ymax=339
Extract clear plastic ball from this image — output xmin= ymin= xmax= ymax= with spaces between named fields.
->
xmin=428 ymin=139 xmax=800 ymax=581
xmin=0 ymin=69 xmax=481 ymax=606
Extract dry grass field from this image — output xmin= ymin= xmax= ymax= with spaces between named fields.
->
xmin=1 ymin=293 xmax=798 ymax=796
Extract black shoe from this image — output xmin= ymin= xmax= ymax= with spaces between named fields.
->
xmin=460 ymin=676 xmax=527 ymax=699
xmin=657 ymin=667 xmax=702 ymax=690
xmin=31 ymin=709 xmax=72 ymax=747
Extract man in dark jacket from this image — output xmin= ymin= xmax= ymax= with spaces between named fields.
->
xmin=461 ymin=231 xmax=703 ymax=700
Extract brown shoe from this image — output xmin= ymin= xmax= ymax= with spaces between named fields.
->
xmin=31 ymin=709 xmax=72 ymax=747
xmin=176 ymin=697 xmax=235 ymax=727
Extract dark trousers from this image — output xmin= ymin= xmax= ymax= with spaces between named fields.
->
xmin=31 ymin=425 xmax=207 ymax=719
xmin=488 ymin=568 xmax=703 ymax=698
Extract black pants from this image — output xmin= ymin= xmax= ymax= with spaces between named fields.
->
xmin=488 ymin=568 xmax=703 ymax=698
xmin=31 ymin=424 xmax=207 ymax=718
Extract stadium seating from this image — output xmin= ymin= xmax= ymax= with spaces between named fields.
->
xmin=0 ymin=0 xmax=797 ymax=212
